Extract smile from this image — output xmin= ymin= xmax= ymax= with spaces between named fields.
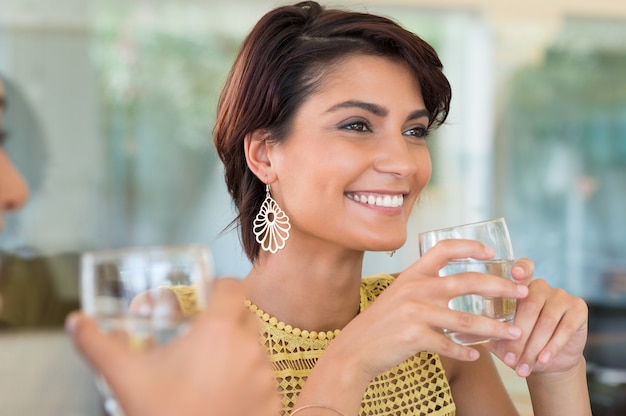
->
xmin=345 ymin=192 xmax=404 ymax=208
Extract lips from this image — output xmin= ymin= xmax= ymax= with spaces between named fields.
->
xmin=345 ymin=192 xmax=404 ymax=208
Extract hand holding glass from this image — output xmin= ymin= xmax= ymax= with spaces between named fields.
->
xmin=418 ymin=218 xmax=516 ymax=346
xmin=80 ymin=245 xmax=214 ymax=416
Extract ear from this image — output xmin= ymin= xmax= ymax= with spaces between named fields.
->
xmin=244 ymin=129 xmax=277 ymax=184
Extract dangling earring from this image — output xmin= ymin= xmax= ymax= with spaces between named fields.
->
xmin=387 ymin=250 xmax=396 ymax=257
xmin=253 ymin=184 xmax=291 ymax=253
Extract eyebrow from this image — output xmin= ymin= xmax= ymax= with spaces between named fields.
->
xmin=326 ymin=100 xmax=430 ymax=121
xmin=326 ymin=100 xmax=388 ymax=117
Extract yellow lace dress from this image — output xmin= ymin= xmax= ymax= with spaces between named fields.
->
xmin=173 ymin=273 xmax=456 ymax=416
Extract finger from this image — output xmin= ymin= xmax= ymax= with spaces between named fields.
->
xmin=535 ymin=304 xmax=587 ymax=367
xmin=498 ymin=279 xmax=550 ymax=373
xmin=414 ymin=239 xmax=496 ymax=275
xmin=433 ymin=309 xmax=523 ymax=342
xmin=65 ymin=311 xmax=133 ymax=379
xmin=514 ymin=302 xmax=561 ymax=376
xmin=430 ymin=331 xmax=482 ymax=362
xmin=515 ymin=289 xmax=586 ymax=375
xmin=511 ymin=258 xmax=535 ymax=286
xmin=441 ymin=272 xmax=528 ymax=300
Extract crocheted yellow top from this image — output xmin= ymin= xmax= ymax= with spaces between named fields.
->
xmin=172 ymin=273 xmax=456 ymax=416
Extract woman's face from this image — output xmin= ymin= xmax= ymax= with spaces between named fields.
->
xmin=267 ymin=55 xmax=432 ymax=253
xmin=0 ymin=79 xmax=29 ymax=233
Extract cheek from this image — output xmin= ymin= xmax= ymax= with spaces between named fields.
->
xmin=414 ymin=148 xmax=433 ymax=190
xmin=279 ymin=142 xmax=347 ymax=190
xmin=419 ymin=158 xmax=432 ymax=188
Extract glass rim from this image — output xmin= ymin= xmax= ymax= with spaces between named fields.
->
xmin=418 ymin=217 xmax=507 ymax=236
xmin=80 ymin=243 xmax=214 ymax=315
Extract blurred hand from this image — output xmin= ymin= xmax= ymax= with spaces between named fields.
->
xmin=486 ymin=258 xmax=588 ymax=378
xmin=67 ymin=278 xmax=280 ymax=416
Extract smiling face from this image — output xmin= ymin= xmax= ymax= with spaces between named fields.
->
xmin=265 ymin=54 xmax=432 ymax=253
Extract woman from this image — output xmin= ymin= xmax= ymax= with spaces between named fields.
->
xmin=202 ymin=2 xmax=590 ymax=415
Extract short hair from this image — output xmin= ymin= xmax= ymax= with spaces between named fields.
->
xmin=213 ymin=1 xmax=451 ymax=262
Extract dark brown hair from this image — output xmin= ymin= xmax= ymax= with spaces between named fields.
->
xmin=214 ymin=1 xmax=451 ymax=262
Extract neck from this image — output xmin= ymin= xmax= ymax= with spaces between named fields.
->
xmin=245 ymin=247 xmax=364 ymax=333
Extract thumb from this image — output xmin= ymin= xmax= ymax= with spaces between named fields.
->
xmin=65 ymin=311 xmax=132 ymax=380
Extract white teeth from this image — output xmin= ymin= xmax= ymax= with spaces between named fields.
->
xmin=347 ymin=193 xmax=404 ymax=208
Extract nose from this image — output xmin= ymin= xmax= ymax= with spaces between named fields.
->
xmin=0 ymin=149 xmax=29 ymax=216
xmin=373 ymin=134 xmax=421 ymax=177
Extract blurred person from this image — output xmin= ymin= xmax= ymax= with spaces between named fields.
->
xmin=2 ymin=74 xmax=280 ymax=415
xmin=0 ymin=75 xmax=73 ymax=329
xmin=174 ymin=2 xmax=589 ymax=415
xmin=0 ymin=76 xmax=30 ymax=314
xmin=0 ymin=77 xmax=29 ymax=237
xmin=0 ymin=76 xmax=99 ymax=416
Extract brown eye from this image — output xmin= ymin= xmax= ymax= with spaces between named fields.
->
xmin=404 ymin=126 xmax=430 ymax=139
xmin=341 ymin=119 xmax=371 ymax=133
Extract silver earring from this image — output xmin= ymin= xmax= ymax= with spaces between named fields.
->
xmin=387 ymin=250 xmax=396 ymax=257
xmin=253 ymin=185 xmax=291 ymax=253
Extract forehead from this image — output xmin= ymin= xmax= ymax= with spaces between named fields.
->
xmin=308 ymin=54 xmax=423 ymax=105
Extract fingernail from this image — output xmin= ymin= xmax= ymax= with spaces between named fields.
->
xmin=508 ymin=326 xmax=521 ymax=338
xmin=65 ymin=312 xmax=79 ymax=334
xmin=512 ymin=266 xmax=524 ymax=276
xmin=517 ymin=363 xmax=530 ymax=377
xmin=469 ymin=349 xmax=480 ymax=360
xmin=504 ymin=352 xmax=516 ymax=366
xmin=485 ymin=246 xmax=495 ymax=256
xmin=517 ymin=285 xmax=528 ymax=295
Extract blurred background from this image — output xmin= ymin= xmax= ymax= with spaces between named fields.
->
xmin=0 ymin=0 xmax=625 ymax=414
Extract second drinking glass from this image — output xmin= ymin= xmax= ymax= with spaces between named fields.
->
xmin=80 ymin=244 xmax=214 ymax=416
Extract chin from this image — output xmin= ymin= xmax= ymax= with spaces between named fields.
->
xmin=366 ymin=237 xmax=407 ymax=252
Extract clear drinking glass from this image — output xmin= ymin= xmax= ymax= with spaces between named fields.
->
xmin=80 ymin=244 xmax=214 ymax=416
xmin=418 ymin=218 xmax=516 ymax=346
